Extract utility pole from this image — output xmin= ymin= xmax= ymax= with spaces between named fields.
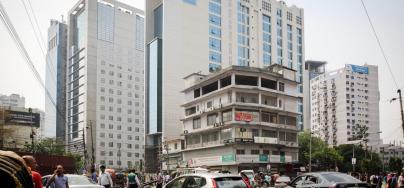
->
xmin=309 ymin=131 xmax=312 ymax=172
xmin=118 ymin=144 xmax=121 ymax=170
xmin=87 ymin=120 xmax=95 ymax=166
xmin=82 ymin=128 xmax=87 ymax=168
xmin=29 ymin=108 xmax=35 ymax=152
xmin=398 ymin=89 xmax=404 ymax=138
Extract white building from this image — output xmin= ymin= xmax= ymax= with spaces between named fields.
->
xmin=181 ymin=65 xmax=299 ymax=174
xmin=145 ymin=0 xmax=304 ymax=172
xmin=0 ymin=94 xmax=25 ymax=108
xmin=65 ymin=0 xmax=145 ymax=169
xmin=302 ymin=60 xmax=326 ymax=130
xmin=310 ymin=64 xmax=381 ymax=146
xmin=44 ymin=19 xmax=68 ymax=139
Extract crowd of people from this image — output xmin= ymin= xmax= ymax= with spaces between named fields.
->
xmin=366 ymin=173 xmax=404 ymax=188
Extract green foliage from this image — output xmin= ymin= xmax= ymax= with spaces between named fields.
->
xmin=388 ymin=157 xmax=403 ymax=173
xmin=298 ymin=130 xmax=343 ymax=171
xmin=335 ymin=144 xmax=383 ymax=173
xmin=23 ymin=138 xmax=84 ymax=172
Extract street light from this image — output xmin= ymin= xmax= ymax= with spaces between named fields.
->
xmin=309 ymin=131 xmax=315 ymax=172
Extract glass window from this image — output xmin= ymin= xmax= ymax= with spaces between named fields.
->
xmin=222 ymin=110 xmax=232 ymax=122
xmin=279 ymin=82 xmax=285 ymax=91
xmin=207 ymin=114 xmax=217 ymax=126
xmin=209 ymin=26 xmax=221 ymax=38
xmin=97 ymin=2 xmax=115 ymax=42
xmin=193 ymin=118 xmax=201 ymax=129
xmin=209 ymin=51 xmax=221 ymax=63
xmin=209 ymin=2 xmax=221 ymax=15
xmin=209 ymin=37 xmax=221 ymax=51
xmin=209 ymin=14 xmax=221 ymax=26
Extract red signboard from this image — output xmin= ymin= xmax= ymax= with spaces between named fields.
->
xmin=235 ymin=112 xmax=253 ymax=122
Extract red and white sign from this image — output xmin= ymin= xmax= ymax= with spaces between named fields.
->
xmin=235 ymin=112 xmax=253 ymax=122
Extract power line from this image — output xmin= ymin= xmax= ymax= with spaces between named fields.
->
xmin=360 ymin=0 xmax=399 ymax=89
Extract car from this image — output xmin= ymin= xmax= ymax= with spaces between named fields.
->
xmin=42 ymin=174 xmax=104 ymax=188
xmin=287 ymin=172 xmax=369 ymax=188
xmin=275 ymin=175 xmax=291 ymax=188
xmin=163 ymin=173 xmax=252 ymax=188
xmin=239 ymin=170 xmax=255 ymax=186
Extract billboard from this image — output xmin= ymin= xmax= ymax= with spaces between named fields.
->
xmin=4 ymin=110 xmax=40 ymax=127
xmin=235 ymin=112 xmax=253 ymax=122
xmin=346 ymin=64 xmax=369 ymax=74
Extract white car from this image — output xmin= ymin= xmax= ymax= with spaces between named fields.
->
xmin=275 ymin=176 xmax=291 ymax=188
xmin=164 ymin=173 xmax=251 ymax=188
xmin=42 ymin=174 xmax=104 ymax=188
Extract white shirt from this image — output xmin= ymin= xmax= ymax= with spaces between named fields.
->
xmin=98 ymin=172 xmax=113 ymax=186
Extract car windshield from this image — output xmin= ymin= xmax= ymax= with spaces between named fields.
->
xmin=322 ymin=173 xmax=360 ymax=183
xmin=68 ymin=175 xmax=94 ymax=185
xmin=214 ymin=177 xmax=247 ymax=188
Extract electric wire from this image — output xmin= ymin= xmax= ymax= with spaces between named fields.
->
xmin=360 ymin=0 xmax=399 ymax=89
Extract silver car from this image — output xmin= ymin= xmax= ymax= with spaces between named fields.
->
xmin=164 ymin=173 xmax=251 ymax=188
xmin=42 ymin=174 xmax=104 ymax=188
xmin=287 ymin=172 xmax=369 ymax=188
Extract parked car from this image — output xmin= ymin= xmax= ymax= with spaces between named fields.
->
xmin=42 ymin=174 xmax=104 ymax=188
xmin=239 ymin=170 xmax=255 ymax=187
xmin=164 ymin=173 xmax=252 ymax=188
xmin=287 ymin=172 xmax=369 ymax=188
xmin=275 ymin=176 xmax=291 ymax=188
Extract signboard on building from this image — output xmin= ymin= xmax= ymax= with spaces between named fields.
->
xmin=235 ymin=112 xmax=253 ymax=122
xmin=4 ymin=110 xmax=40 ymax=127
xmin=222 ymin=154 xmax=235 ymax=162
xmin=346 ymin=64 xmax=369 ymax=74
xmin=254 ymin=137 xmax=278 ymax=144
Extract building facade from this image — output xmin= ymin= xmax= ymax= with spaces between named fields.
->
xmin=65 ymin=0 xmax=145 ymax=169
xmin=145 ymin=0 xmax=304 ymax=172
xmin=310 ymin=64 xmax=381 ymax=146
xmin=181 ymin=65 xmax=299 ymax=174
xmin=302 ymin=60 xmax=326 ymax=130
xmin=0 ymin=106 xmax=43 ymax=149
xmin=0 ymin=94 xmax=25 ymax=107
xmin=45 ymin=19 xmax=68 ymax=139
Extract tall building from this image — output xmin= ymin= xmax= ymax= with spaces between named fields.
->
xmin=145 ymin=0 xmax=304 ymax=172
xmin=181 ymin=65 xmax=299 ymax=174
xmin=310 ymin=64 xmax=381 ymax=146
xmin=65 ymin=0 xmax=145 ymax=169
xmin=45 ymin=19 xmax=68 ymax=139
xmin=0 ymin=94 xmax=25 ymax=107
xmin=302 ymin=60 xmax=326 ymax=130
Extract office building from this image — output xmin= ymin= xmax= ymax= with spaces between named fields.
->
xmin=0 ymin=94 xmax=25 ymax=107
xmin=181 ymin=65 xmax=299 ymax=174
xmin=302 ymin=60 xmax=326 ymax=130
xmin=145 ymin=0 xmax=304 ymax=172
xmin=65 ymin=0 xmax=145 ymax=169
xmin=45 ymin=19 xmax=68 ymax=139
xmin=310 ymin=64 xmax=381 ymax=146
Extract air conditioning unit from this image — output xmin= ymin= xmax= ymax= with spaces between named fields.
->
xmin=208 ymin=107 xmax=214 ymax=111
xmin=213 ymin=123 xmax=219 ymax=127
xmin=183 ymin=130 xmax=188 ymax=134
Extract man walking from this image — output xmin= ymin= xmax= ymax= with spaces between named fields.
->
xmin=98 ymin=165 xmax=113 ymax=188
xmin=22 ymin=155 xmax=43 ymax=188
xmin=46 ymin=165 xmax=69 ymax=188
xmin=127 ymin=169 xmax=141 ymax=188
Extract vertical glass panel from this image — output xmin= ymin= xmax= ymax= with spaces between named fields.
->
xmin=97 ymin=2 xmax=114 ymax=42
xmin=154 ymin=5 xmax=163 ymax=38
xmin=136 ymin=15 xmax=144 ymax=51
xmin=147 ymin=39 xmax=162 ymax=134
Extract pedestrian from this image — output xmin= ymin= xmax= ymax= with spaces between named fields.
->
xmin=391 ymin=174 xmax=398 ymax=188
xmin=89 ymin=168 xmax=97 ymax=183
xmin=22 ymin=155 xmax=43 ymax=188
xmin=0 ymin=150 xmax=34 ymax=188
xmin=127 ymin=169 xmax=141 ymax=188
xmin=98 ymin=165 xmax=113 ymax=188
xmin=46 ymin=165 xmax=69 ymax=188
xmin=398 ymin=173 xmax=404 ymax=188
xmin=156 ymin=172 xmax=163 ymax=188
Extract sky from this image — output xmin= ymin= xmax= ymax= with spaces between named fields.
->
xmin=0 ymin=0 xmax=403 ymax=144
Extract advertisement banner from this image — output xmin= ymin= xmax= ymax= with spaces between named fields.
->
xmin=4 ymin=110 xmax=40 ymax=127
xmin=222 ymin=154 xmax=235 ymax=162
xmin=235 ymin=112 xmax=253 ymax=122
xmin=346 ymin=64 xmax=369 ymax=74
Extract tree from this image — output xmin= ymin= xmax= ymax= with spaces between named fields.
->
xmin=389 ymin=157 xmax=403 ymax=173
xmin=298 ymin=130 xmax=342 ymax=171
xmin=335 ymin=144 xmax=382 ymax=173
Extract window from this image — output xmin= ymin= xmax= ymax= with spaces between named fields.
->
xmin=236 ymin=149 xmax=245 ymax=155
xmin=209 ymin=26 xmax=221 ymax=37
xmin=251 ymin=150 xmax=260 ymax=155
xmin=193 ymin=118 xmax=201 ymax=129
xmin=222 ymin=110 xmax=232 ymax=122
xmin=279 ymin=82 xmax=285 ymax=91
xmin=209 ymin=14 xmax=221 ymax=26
xmin=207 ymin=114 xmax=217 ymax=126
xmin=209 ymin=37 xmax=221 ymax=51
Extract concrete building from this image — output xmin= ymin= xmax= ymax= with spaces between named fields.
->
xmin=181 ymin=65 xmax=299 ymax=174
xmin=145 ymin=0 xmax=304 ymax=172
xmin=0 ymin=106 xmax=43 ymax=149
xmin=65 ymin=0 xmax=145 ymax=169
xmin=310 ymin=64 xmax=381 ymax=146
xmin=302 ymin=60 xmax=326 ymax=130
xmin=0 ymin=94 xmax=25 ymax=107
xmin=44 ymin=19 xmax=68 ymax=139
